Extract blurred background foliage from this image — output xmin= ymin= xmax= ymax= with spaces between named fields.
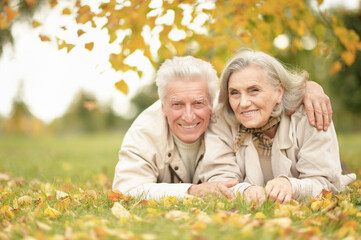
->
xmin=0 ymin=0 xmax=360 ymax=135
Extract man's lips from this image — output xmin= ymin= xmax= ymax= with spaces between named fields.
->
xmin=178 ymin=122 xmax=200 ymax=129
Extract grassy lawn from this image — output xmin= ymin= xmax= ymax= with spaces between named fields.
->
xmin=0 ymin=132 xmax=360 ymax=239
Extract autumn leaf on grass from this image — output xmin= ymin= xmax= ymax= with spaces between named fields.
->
xmin=320 ymin=189 xmax=333 ymax=200
xmin=0 ymin=205 xmax=15 ymax=219
xmin=0 ymin=172 xmax=10 ymax=181
xmin=18 ymin=195 xmax=33 ymax=207
xmin=147 ymin=200 xmax=158 ymax=207
xmin=111 ymin=202 xmax=130 ymax=225
xmin=44 ymin=206 xmax=61 ymax=219
xmin=56 ymin=190 xmax=68 ymax=200
xmin=337 ymin=220 xmax=357 ymax=238
xmin=160 ymin=196 xmax=178 ymax=207
xmin=254 ymin=212 xmax=266 ymax=219
xmin=36 ymin=221 xmax=52 ymax=231
xmin=115 ymin=80 xmax=129 ymax=94
xmin=340 ymin=201 xmax=358 ymax=216
xmin=165 ymin=210 xmax=190 ymax=221
xmin=108 ymin=190 xmax=125 ymax=202
xmin=190 ymin=221 xmax=207 ymax=233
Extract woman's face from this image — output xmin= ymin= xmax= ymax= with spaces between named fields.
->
xmin=228 ymin=65 xmax=284 ymax=128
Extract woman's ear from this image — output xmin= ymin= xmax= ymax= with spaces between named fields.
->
xmin=277 ymin=83 xmax=285 ymax=104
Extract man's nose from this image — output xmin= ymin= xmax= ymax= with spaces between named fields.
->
xmin=182 ymin=105 xmax=196 ymax=122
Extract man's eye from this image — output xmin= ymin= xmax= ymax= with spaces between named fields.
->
xmin=229 ymin=91 xmax=238 ymax=95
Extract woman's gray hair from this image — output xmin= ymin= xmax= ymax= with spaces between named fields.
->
xmin=217 ymin=49 xmax=308 ymax=125
xmin=155 ymin=56 xmax=219 ymax=107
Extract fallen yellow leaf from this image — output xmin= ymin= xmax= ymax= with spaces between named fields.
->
xmin=254 ymin=212 xmax=266 ymax=219
xmin=44 ymin=206 xmax=61 ymax=219
xmin=111 ymin=202 xmax=130 ymax=220
xmin=18 ymin=195 xmax=33 ymax=206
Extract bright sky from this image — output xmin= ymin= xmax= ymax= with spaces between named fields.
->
xmin=0 ymin=0 xmax=359 ymax=123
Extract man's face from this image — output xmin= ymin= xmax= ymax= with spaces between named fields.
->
xmin=162 ymin=77 xmax=212 ymax=144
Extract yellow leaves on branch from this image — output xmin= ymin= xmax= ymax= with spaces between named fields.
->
xmin=57 ymin=39 xmax=75 ymax=53
xmin=85 ymin=42 xmax=94 ymax=51
xmin=62 ymin=8 xmax=72 ymax=15
xmin=4 ymin=6 xmax=19 ymax=23
xmin=47 ymin=0 xmax=58 ymax=8
xmin=32 ymin=20 xmax=42 ymax=28
xmin=39 ymin=35 xmax=51 ymax=42
xmin=341 ymin=51 xmax=356 ymax=67
xmin=0 ymin=6 xmax=19 ymax=29
xmin=77 ymin=29 xmax=86 ymax=37
xmin=76 ymin=4 xmax=95 ymax=27
xmin=330 ymin=61 xmax=342 ymax=74
xmin=114 ymin=80 xmax=129 ymax=95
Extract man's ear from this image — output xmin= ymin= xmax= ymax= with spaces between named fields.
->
xmin=161 ymin=103 xmax=167 ymax=118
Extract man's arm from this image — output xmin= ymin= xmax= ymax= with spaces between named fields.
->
xmin=303 ymin=81 xmax=332 ymax=131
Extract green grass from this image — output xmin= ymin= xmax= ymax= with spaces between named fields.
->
xmin=338 ymin=133 xmax=361 ymax=175
xmin=0 ymin=133 xmax=122 ymax=188
xmin=0 ymin=132 xmax=360 ymax=239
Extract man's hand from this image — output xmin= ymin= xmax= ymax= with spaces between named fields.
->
xmin=265 ymin=177 xmax=292 ymax=204
xmin=303 ymin=81 xmax=332 ymax=131
xmin=188 ymin=180 xmax=238 ymax=198
xmin=243 ymin=185 xmax=266 ymax=204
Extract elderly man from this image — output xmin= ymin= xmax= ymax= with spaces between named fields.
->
xmin=112 ymin=56 xmax=331 ymax=200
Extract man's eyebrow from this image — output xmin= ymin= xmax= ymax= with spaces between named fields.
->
xmin=194 ymin=98 xmax=207 ymax=102
xmin=170 ymin=99 xmax=181 ymax=102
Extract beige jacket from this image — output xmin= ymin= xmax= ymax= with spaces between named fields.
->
xmin=200 ymin=106 xmax=356 ymax=201
xmin=112 ymin=100 xmax=204 ymax=200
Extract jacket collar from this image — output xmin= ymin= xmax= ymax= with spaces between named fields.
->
xmin=240 ymin=112 xmax=293 ymax=150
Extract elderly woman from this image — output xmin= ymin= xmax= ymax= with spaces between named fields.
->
xmin=200 ymin=49 xmax=356 ymax=203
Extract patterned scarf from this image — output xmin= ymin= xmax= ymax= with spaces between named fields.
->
xmin=233 ymin=117 xmax=281 ymax=156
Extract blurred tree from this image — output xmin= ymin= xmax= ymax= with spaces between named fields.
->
xmin=330 ymin=11 xmax=361 ymax=114
xmin=3 ymin=81 xmax=46 ymax=135
xmin=50 ymin=90 xmax=132 ymax=134
xmin=328 ymin=10 xmax=361 ymax=132
xmin=128 ymin=81 xmax=158 ymax=119
xmin=5 ymin=96 xmax=46 ymax=135
xmin=27 ymin=0 xmax=361 ymax=94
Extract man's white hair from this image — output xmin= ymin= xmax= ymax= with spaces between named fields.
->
xmin=155 ymin=56 xmax=218 ymax=106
